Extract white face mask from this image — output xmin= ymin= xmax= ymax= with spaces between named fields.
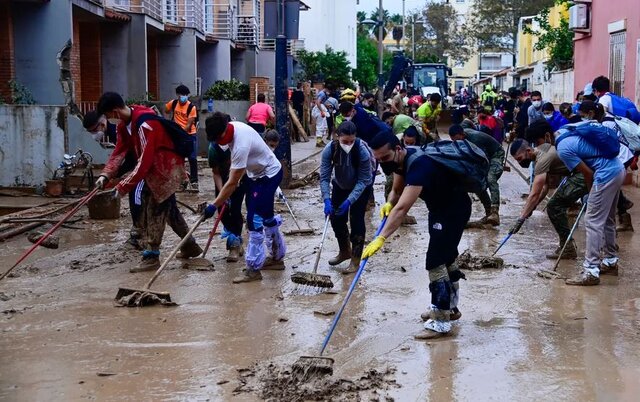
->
xmin=344 ymin=116 xmax=352 ymax=121
xmin=91 ymin=131 xmax=104 ymax=142
xmin=532 ymin=100 xmax=542 ymax=108
xmin=340 ymin=143 xmax=354 ymax=154
xmin=219 ymin=144 xmax=230 ymax=151
xmin=543 ymin=114 xmax=553 ymax=120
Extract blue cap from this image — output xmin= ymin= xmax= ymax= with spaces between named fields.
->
xmin=583 ymin=83 xmax=593 ymax=96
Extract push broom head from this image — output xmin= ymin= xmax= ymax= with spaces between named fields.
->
xmin=292 ymin=356 xmax=335 ymax=376
xmin=290 ymin=272 xmax=334 ymax=289
xmin=284 ymin=228 xmax=315 ymax=236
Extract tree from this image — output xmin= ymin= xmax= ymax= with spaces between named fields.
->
xmin=295 ymin=48 xmax=352 ymax=88
xmin=523 ymin=2 xmax=574 ymax=71
xmin=404 ymin=3 xmax=472 ymax=64
xmin=468 ymin=0 xmax=555 ymax=55
xmin=352 ymin=33 xmax=395 ymax=91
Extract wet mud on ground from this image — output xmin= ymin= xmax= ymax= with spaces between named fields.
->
xmin=2 ymin=140 xmax=640 ymax=401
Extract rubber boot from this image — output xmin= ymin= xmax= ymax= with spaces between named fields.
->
xmin=484 ymin=205 xmax=500 ymax=226
xmin=232 ymin=269 xmax=263 ymax=283
xmin=227 ymin=244 xmax=244 ymax=263
xmin=465 ymin=204 xmax=492 ymax=229
xmin=130 ymin=255 xmax=160 ymax=273
xmin=616 ymin=212 xmax=634 ymax=232
xmin=329 ymin=236 xmax=351 ymax=266
xmin=545 ymin=240 xmax=577 ymax=260
xmin=177 ymin=238 xmax=203 ymax=259
xmin=335 ymin=237 xmax=363 ymax=274
xmin=316 ymin=137 xmax=325 ymax=148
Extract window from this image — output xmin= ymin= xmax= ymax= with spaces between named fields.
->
xmin=165 ymin=0 xmax=177 ymax=23
xmin=609 ymin=31 xmax=626 ymax=95
xmin=455 ymin=80 xmax=464 ymax=90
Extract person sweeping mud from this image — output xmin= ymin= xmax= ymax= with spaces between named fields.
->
xmin=95 ymin=92 xmax=203 ymax=272
xmin=363 ymin=132 xmax=473 ymax=339
xmin=203 ymin=112 xmax=286 ymax=283
xmin=508 ymin=120 xmax=588 ymax=260
xmin=450 ymin=111 xmax=504 ymax=226
xmin=320 ymin=121 xmax=375 ymax=274
xmin=208 ymin=141 xmax=246 ymax=262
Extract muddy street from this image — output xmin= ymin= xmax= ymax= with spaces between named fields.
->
xmin=2 ymin=140 xmax=640 ymax=401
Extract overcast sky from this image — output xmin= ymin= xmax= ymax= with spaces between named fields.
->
xmin=356 ymin=0 xmax=425 ymax=16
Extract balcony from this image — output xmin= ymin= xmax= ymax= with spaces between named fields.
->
xmin=260 ymin=38 xmax=305 ymax=57
xmin=164 ymin=0 xmax=204 ymax=32
xmin=204 ymin=2 xmax=236 ymax=40
xmin=236 ymin=15 xmax=258 ymax=46
xmin=105 ymin=0 xmax=163 ymax=23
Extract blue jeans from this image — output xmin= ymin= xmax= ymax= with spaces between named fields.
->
xmin=245 ymin=168 xmax=283 ymax=231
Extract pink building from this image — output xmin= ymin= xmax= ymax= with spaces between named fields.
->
xmin=573 ymin=1 xmax=640 ymax=104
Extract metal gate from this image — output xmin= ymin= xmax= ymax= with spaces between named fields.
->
xmin=609 ymin=31 xmax=626 ymax=95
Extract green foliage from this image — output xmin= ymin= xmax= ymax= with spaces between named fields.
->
xmin=352 ymin=35 xmax=379 ymax=90
xmin=468 ymin=0 xmax=555 ymax=54
xmin=203 ymin=79 xmax=250 ymax=100
xmin=9 ymin=80 xmax=36 ymax=105
xmin=405 ymin=3 xmax=471 ymax=65
xmin=295 ymin=48 xmax=352 ymax=88
xmin=523 ymin=4 xmax=574 ymax=71
xmin=125 ymin=92 xmax=156 ymax=106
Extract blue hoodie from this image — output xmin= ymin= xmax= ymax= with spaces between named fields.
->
xmin=546 ymin=110 xmax=569 ymax=132
xmin=350 ymin=104 xmax=391 ymax=144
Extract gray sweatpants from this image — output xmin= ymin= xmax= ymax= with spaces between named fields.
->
xmin=584 ymin=170 xmax=625 ymax=269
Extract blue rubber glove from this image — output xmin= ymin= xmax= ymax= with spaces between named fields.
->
xmin=335 ymin=199 xmax=351 ymax=216
xmin=323 ymin=199 xmax=333 ymax=217
xmin=203 ymin=204 xmax=217 ymax=220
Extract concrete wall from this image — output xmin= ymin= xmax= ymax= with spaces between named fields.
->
xmin=573 ymin=3 xmax=640 ymax=101
xmin=12 ymin=1 xmax=72 ymax=105
xmin=210 ymin=40 xmax=232 ymax=81
xmin=231 ymin=48 xmax=257 ymax=84
xmin=158 ymin=29 xmax=198 ymax=101
xmin=194 ymin=101 xmax=250 ymax=155
xmin=197 ymin=41 xmax=218 ymax=92
xmin=0 ymin=106 xmax=67 ymax=186
xmin=299 ymin=0 xmax=357 ymax=67
xmin=67 ymin=115 xmax=112 ymax=165
xmin=257 ymin=50 xmax=276 ymax=83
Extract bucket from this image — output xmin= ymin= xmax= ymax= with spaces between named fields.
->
xmin=45 ymin=180 xmax=64 ymax=197
xmin=87 ymin=191 xmax=121 ymax=220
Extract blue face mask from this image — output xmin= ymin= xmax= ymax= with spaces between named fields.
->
xmin=179 ymin=95 xmax=188 ymax=104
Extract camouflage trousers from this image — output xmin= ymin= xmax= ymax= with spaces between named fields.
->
xmin=476 ymin=149 xmax=505 ymax=212
xmin=546 ymin=173 xmax=588 ymax=244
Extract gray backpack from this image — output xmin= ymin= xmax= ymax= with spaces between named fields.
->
xmin=406 ymin=140 xmax=489 ymax=193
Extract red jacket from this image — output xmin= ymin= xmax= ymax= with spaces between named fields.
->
xmin=101 ymin=106 xmax=185 ymax=203
xmin=478 ymin=115 xmax=498 ymax=130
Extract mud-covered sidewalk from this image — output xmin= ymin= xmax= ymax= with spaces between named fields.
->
xmin=2 ymin=140 xmax=640 ymax=401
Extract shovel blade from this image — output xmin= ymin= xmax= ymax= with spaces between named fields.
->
xmin=115 ymin=287 xmax=172 ymax=306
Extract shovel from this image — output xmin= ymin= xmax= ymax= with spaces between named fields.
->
xmin=290 ymin=215 xmax=334 ymax=289
xmin=115 ymin=214 xmax=205 ymax=306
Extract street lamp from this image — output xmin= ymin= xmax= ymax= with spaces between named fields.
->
xmin=358 ymin=0 xmax=385 ymax=117
xmin=408 ymin=17 xmax=426 ymax=61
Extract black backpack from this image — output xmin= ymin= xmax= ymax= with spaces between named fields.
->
xmin=171 ymin=99 xmax=199 ymax=130
xmin=133 ymin=113 xmax=194 ymax=158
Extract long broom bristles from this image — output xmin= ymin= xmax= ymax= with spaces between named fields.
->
xmin=290 ymin=272 xmax=334 ymax=288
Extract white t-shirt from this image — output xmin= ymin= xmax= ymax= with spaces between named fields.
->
xmin=598 ymin=93 xmax=615 ymax=118
xmin=229 ymin=122 xmax=281 ymax=179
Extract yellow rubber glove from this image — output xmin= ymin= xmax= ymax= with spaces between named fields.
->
xmin=380 ymin=202 xmax=393 ymax=218
xmin=362 ymin=235 xmax=386 ymax=259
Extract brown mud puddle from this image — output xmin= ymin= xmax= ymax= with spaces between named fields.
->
xmin=233 ymin=362 xmax=400 ymax=401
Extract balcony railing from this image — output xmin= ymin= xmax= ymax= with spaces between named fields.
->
xmin=260 ymin=38 xmax=305 ymax=56
xmin=236 ymin=15 xmax=258 ymax=46
xmin=164 ymin=0 xmax=204 ymax=32
xmin=204 ymin=2 xmax=236 ymax=39
xmin=105 ymin=0 xmax=163 ymax=23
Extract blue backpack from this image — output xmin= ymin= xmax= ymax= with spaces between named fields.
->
xmin=406 ymin=139 xmax=490 ymax=193
xmin=609 ymin=93 xmax=640 ymax=124
xmin=555 ymin=121 xmax=620 ymax=159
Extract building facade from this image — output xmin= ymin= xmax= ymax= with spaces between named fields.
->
xmin=572 ymin=0 xmax=640 ymax=105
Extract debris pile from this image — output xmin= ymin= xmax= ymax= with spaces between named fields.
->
xmin=456 ymin=249 xmax=504 ymax=270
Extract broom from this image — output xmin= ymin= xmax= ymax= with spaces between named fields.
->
xmin=290 ymin=215 xmax=334 ymax=289
xmin=280 ymin=190 xmax=314 ymax=235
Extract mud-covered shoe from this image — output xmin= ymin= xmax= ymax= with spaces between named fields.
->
xmin=484 ymin=206 xmax=500 ymax=226
xmin=232 ymin=269 xmax=263 ymax=283
xmin=414 ymin=328 xmax=453 ymax=340
xmin=565 ymin=271 xmax=600 ymax=286
xmin=130 ymin=256 xmax=160 ymax=273
xmin=420 ymin=308 xmax=462 ymax=322
xmin=621 ymin=198 xmax=634 ymax=212
xmin=186 ymin=182 xmax=199 ymax=193
xmin=177 ymin=241 xmax=203 ymax=259
xmin=261 ymin=257 xmax=285 ymax=270
xmin=599 ymin=262 xmax=618 ymax=276
xmin=328 ymin=236 xmax=351 ymax=266
xmin=616 ymin=212 xmax=634 ymax=232
xmin=545 ymin=241 xmax=577 ymax=260
xmin=316 ymin=137 xmax=325 ymax=147
xmin=125 ymin=236 xmax=143 ymax=250
xmin=226 ymin=245 xmax=244 ymax=263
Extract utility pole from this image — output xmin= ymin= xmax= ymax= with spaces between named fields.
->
xmin=402 ymin=0 xmax=405 ymax=53
xmin=376 ymin=0 xmax=384 ymax=117
xmin=275 ymin=0 xmax=291 ymax=188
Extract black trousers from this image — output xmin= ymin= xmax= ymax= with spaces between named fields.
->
xmin=330 ymin=184 xmax=372 ymax=243
xmin=425 ymin=194 xmax=472 ymax=271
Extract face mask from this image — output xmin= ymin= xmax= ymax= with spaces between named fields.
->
xmin=362 ymin=101 xmax=370 ymax=107
xmin=340 ymin=143 xmax=354 ymax=154
xmin=380 ymin=151 xmax=401 ymax=175
xmin=92 ymin=131 xmax=104 ymax=142
xmin=518 ymin=159 xmax=532 ymax=169
xmin=179 ymin=95 xmax=188 ymax=103
xmin=532 ymin=100 xmax=542 ymax=108
xmin=217 ymin=125 xmax=234 ymax=145
xmin=544 ymin=114 xmax=553 ymax=120
xmin=344 ymin=116 xmax=352 ymax=121
xmin=219 ymin=144 xmax=230 ymax=151
xmin=582 ymin=117 xmax=590 ymax=122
